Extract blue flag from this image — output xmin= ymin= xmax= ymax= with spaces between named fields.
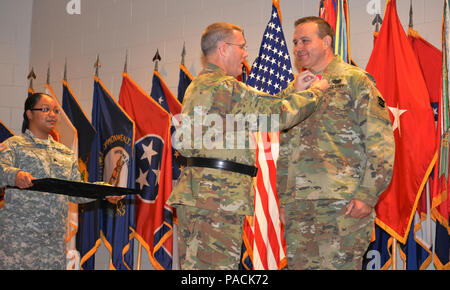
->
xmin=150 ymin=70 xmax=183 ymax=181
xmin=62 ymin=80 xmax=96 ymax=182
xmin=91 ymin=76 xmax=136 ymax=270
xmin=177 ymin=64 xmax=193 ymax=104
xmin=0 ymin=120 xmax=13 ymax=143
xmin=0 ymin=120 xmax=13 ymax=210
xmin=61 ymin=80 xmax=100 ymax=270
xmin=362 ymin=224 xmax=393 ymax=270
xmin=399 ymin=217 xmax=433 ymax=270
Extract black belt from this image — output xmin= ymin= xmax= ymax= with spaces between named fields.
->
xmin=186 ymin=157 xmax=258 ymax=177
xmin=6 ymin=178 xmax=140 ymax=199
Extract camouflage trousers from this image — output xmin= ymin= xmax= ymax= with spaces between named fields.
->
xmin=0 ymin=223 xmax=66 ymax=270
xmin=284 ymin=199 xmax=374 ymax=270
xmin=176 ymin=205 xmax=244 ymax=270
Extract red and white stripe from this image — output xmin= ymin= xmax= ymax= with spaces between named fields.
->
xmin=251 ymin=131 xmax=286 ymax=270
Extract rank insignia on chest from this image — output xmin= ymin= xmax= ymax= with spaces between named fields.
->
xmin=330 ymin=78 xmax=345 ymax=89
xmin=332 ymin=79 xmax=342 ymax=84
xmin=377 ymin=96 xmax=386 ymax=108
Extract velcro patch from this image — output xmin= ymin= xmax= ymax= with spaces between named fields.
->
xmin=378 ymin=96 xmax=386 ymax=108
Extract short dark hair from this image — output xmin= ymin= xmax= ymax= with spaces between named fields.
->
xmin=201 ymin=22 xmax=243 ymax=57
xmin=22 ymin=93 xmax=47 ymax=133
xmin=294 ymin=16 xmax=335 ymax=50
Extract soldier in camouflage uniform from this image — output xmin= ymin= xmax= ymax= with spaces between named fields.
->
xmin=167 ymin=22 xmax=329 ymax=270
xmin=277 ymin=17 xmax=395 ymax=269
xmin=0 ymin=93 xmax=120 ymax=269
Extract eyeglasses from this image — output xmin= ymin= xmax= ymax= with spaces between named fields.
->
xmin=225 ymin=42 xmax=248 ymax=51
xmin=30 ymin=107 xmax=61 ymax=115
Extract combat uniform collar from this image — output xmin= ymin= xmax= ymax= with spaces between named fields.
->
xmin=319 ymin=55 xmax=343 ymax=76
xmin=204 ymin=63 xmax=227 ymax=76
xmin=23 ymin=129 xmax=54 ymax=146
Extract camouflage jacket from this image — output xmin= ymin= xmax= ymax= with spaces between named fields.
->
xmin=0 ymin=129 xmax=91 ymax=269
xmin=168 ymin=63 xmax=323 ymax=216
xmin=277 ymin=56 xmax=395 ymax=208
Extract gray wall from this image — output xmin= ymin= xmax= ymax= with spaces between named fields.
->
xmin=0 ymin=0 xmax=443 ymax=270
xmin=0 ymin=0 xmax=443 ymax=135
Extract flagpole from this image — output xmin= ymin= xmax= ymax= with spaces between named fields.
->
xmin=136 ymin=242 xmax=142 ymax=270
xmin=94 ymin=54 xmax=114 ymax=269
xmin=153 ymin=49 xmax=161 ymax=72
xmin=392 ymin=238 xmax=397 ymax=270
xmin=27 ymin=67 xmax=36 ymax=92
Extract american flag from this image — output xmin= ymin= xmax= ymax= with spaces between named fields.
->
xmin=244 ymin=0 xmax=293 ymax=270
xmin=247 ymin=3 xmax=294 ymax=94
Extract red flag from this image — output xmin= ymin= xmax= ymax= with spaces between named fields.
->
xmin=407 ymin=27 xmax=442 ymax=218
xmin=366 ymin=0 xmax=437 ymax=243
xmin=0 ymin=120 xmax=13 ymax=211
xmin=118 ymin=72 xmax=174 ymax=269
xmin=319 ymin=0 xmax=337 ymax=33
xmin=408 ymin=28 xmax=442 ymax=105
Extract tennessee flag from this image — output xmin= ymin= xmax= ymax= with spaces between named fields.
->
xmin=366 ymin=0 xmax=437 ymax=244
xmin=118 ymin=72 xmax=174 ymax=270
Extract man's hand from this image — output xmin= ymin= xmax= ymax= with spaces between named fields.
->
xmin=310 ymin=78 xmax=329 ymax=92
xmin=294 ymin=70 xmax=329 ymax=92
xmin=14 ymin=171 xmax=35 ymax=189
xmin=345 ymin=199 xmax=372 ymax=219
xmin=280 ymin=206 xmax=286 ymax=225
xmin=293 ymin=70 xmax=317 ymax=91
